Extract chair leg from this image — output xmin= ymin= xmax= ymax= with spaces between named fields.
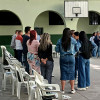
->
xmin=27 ymin=83 xmax=29 ymax=95
xmin=58 ymin=92 xmax=62 ymax=100
xmin=12 ymin=78 xmax=15 ymax=95
xmin=3 ymin=74 xmax=6 ymax=90
xmin=17 ymin=82 xmax=21 ymax=99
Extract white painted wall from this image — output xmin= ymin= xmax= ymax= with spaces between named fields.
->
xmin=34 ymin=11 xmax=65 ymax=34
xmin=0 ymin=25 xmax=23 ymax=35
xmin=0 ymin=0 xmax=100 ymax=35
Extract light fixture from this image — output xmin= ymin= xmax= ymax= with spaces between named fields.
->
xmin=72 ymin=7 xmax=81 ymax=17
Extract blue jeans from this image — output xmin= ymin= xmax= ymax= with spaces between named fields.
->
xmin=78 ymin=55 xmax=90 ymax=88
xmin=75 ymin=56 xmax=79 ymax=79
xmin=17 ymin=50 xmax=23 ymax=64
xmin=23 ymin=53 xmax=29 ymax=74
xmin=97 ymin=43 xmax=100 ymax=57
xmin=40 ymin=61 xmax=54 ymax=84
xmin=92 ymin=45 xmax=98 ymax=57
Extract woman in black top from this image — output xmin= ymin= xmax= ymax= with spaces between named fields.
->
xmin=38 ymin=33 xmax=54 ymax=84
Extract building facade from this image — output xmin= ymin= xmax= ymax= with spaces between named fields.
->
xmin=0 ymin=0 xmax=100 ymax=45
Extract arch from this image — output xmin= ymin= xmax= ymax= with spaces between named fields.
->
xmin=0 ymin=9 xmax=22 ymax=25
xmin=89 ymin=10 xmax=100 ymax=15
xmin=34 ymin=10 xmax=66 ymax=27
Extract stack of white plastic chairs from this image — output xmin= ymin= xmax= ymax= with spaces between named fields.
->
xmin=0 ymin=45 xmax=71 ymax=100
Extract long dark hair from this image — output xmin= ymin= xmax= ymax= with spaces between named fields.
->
xmin=29 ymin=30 xmax=37 ymax=45
xmin=79 ymin=31 xmax=88 ymax=43
xmin=61 ymin=28 xmax=71 ymax=51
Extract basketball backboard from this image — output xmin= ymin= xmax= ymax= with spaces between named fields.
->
xmin=64 ymin=0 xmax=88 ymax=18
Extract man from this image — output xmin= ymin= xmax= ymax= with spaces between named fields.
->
xmin=10 ymin=30 xmax=18 ymax=58
xmin=23 ymin=26 xmax=31 ymax=74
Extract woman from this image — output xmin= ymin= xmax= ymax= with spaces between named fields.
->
xmin=27 ymin=30 xmax=40 ymax=74
xmin=90 ymin=32 xmax=98 ymax=57
xmin=38 ymin=33 xmax=54 ymax=84
xmin=78 ymin=31 xmax=92 ymax=90
xmin=56 ymin=28 xmax=78 ymax=94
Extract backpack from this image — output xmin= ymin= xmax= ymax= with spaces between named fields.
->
xmin=80 ymin=41 xmax=93 ymax=59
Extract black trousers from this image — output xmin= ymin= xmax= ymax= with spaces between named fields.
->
xmin=14 ymin=49 xmax=17 ymax=59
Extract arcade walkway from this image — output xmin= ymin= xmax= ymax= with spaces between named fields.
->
xmin=0 ymin=57 xmax=100 ymax=100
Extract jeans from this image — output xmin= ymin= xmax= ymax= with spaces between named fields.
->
xmin=75 ymin=56 xmax=79 ymax=79
xmin=17 ymin=50 xmax=23 ymax=64
xmin=78 ymin=55 xmax=90 ymax=88
xmin=23 ymin=53 xmax=29 ymax=74
xmin=97 ymin=43 xmax=100 ymax=57
xmin=92 ymin=45 xmax=98 ymax=57
xmin=40 ymin=61 xmax=54 ymax=84
xmin=14 ymin=49 xmax=17 ymax=59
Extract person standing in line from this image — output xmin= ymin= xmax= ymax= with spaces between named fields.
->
xmin=10 ymin=30 xmax=18 ymax=58
xmin=15 ymin=30 xmax=23 ymax=63
xmin=94 ymin=32 xmax=100 ymax=57
xmin=74 ymin=32 xmax=81 ymax=85
xmin=56 ymin=28 xmax=78 ymax=94
xmin=77 ymin=31 xmax=93 ymax=90
xmin=38 ymin=33 xmax=54 ymax=84
xmin=90 ymin=32 xmax=98 ymax=57
xmin=27 ymin=30 xmax=40 ymax=74
xmin=23 ymin=26 xmax=31 ymax=74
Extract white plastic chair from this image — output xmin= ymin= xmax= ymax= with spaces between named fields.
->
xmin=14 ymin=64 xmax=35 ymax=99
xmin=25 ymin=73 xmax=37 ymax=100
xmin=1 ymin=46 xmax=12 ymax=90
xmin=33 ymin=69 xmax=63 ymax=100
xmin=5 ymin=57 xmax=17 ymax=95
xmin=2 ymin=47 xmax=17 ymax=95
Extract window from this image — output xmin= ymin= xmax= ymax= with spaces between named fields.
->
xmin=49 ymin=11 xmax=64 ymax=25
xmin=34 ymin=27 xmax=43 ymax=35
xmin=0 ymin=11 xmax=21 ymax=25
xmin=89 ymin=11 xmax=100 ymax=25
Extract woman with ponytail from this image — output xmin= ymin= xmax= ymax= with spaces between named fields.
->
xmin=27 ymin=30 xmax=40 ymax=74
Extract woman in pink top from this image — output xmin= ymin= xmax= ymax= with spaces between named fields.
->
xmin=27 ymin=30 xmax=40 ymax=74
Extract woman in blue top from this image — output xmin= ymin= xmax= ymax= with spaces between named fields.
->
xmin=56 ymin=28 xmax=78 ymax=94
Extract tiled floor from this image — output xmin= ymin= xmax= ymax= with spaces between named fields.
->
xmin=0 ymin=57 xmax=100 ymax=100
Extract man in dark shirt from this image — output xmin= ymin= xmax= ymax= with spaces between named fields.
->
xmin=23 ymin=26 xmax=31 ymax=74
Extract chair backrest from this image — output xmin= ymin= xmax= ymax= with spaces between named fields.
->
xmin=15 ymin=64 xmax=25 ymax=82
xmin=10 ymin=59 xmax=25 ymax=82
xmin=33 ymin=69 xmax=44 ymax=85
xmin=1 ymin=46 xmax=8 ymax=65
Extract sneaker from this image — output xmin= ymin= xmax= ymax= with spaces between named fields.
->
xmin=86 ymin=87 xmax=89 ymax=89
xmin=71 ymin=89 xmax=76 ymax=94
xmin=61 ymin=90 xmax=65 ymax=94
xmin=77 ymin=88 xmax=86 ymax=91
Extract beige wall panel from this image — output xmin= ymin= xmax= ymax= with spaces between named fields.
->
xmin=0 ymin=25 xmax=23 ymax=35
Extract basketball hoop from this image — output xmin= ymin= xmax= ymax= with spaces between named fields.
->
xmin=64 ymin=0 xmax=88 ymax=18
xmin=72 ymin=7 xmax=81 ymax=17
